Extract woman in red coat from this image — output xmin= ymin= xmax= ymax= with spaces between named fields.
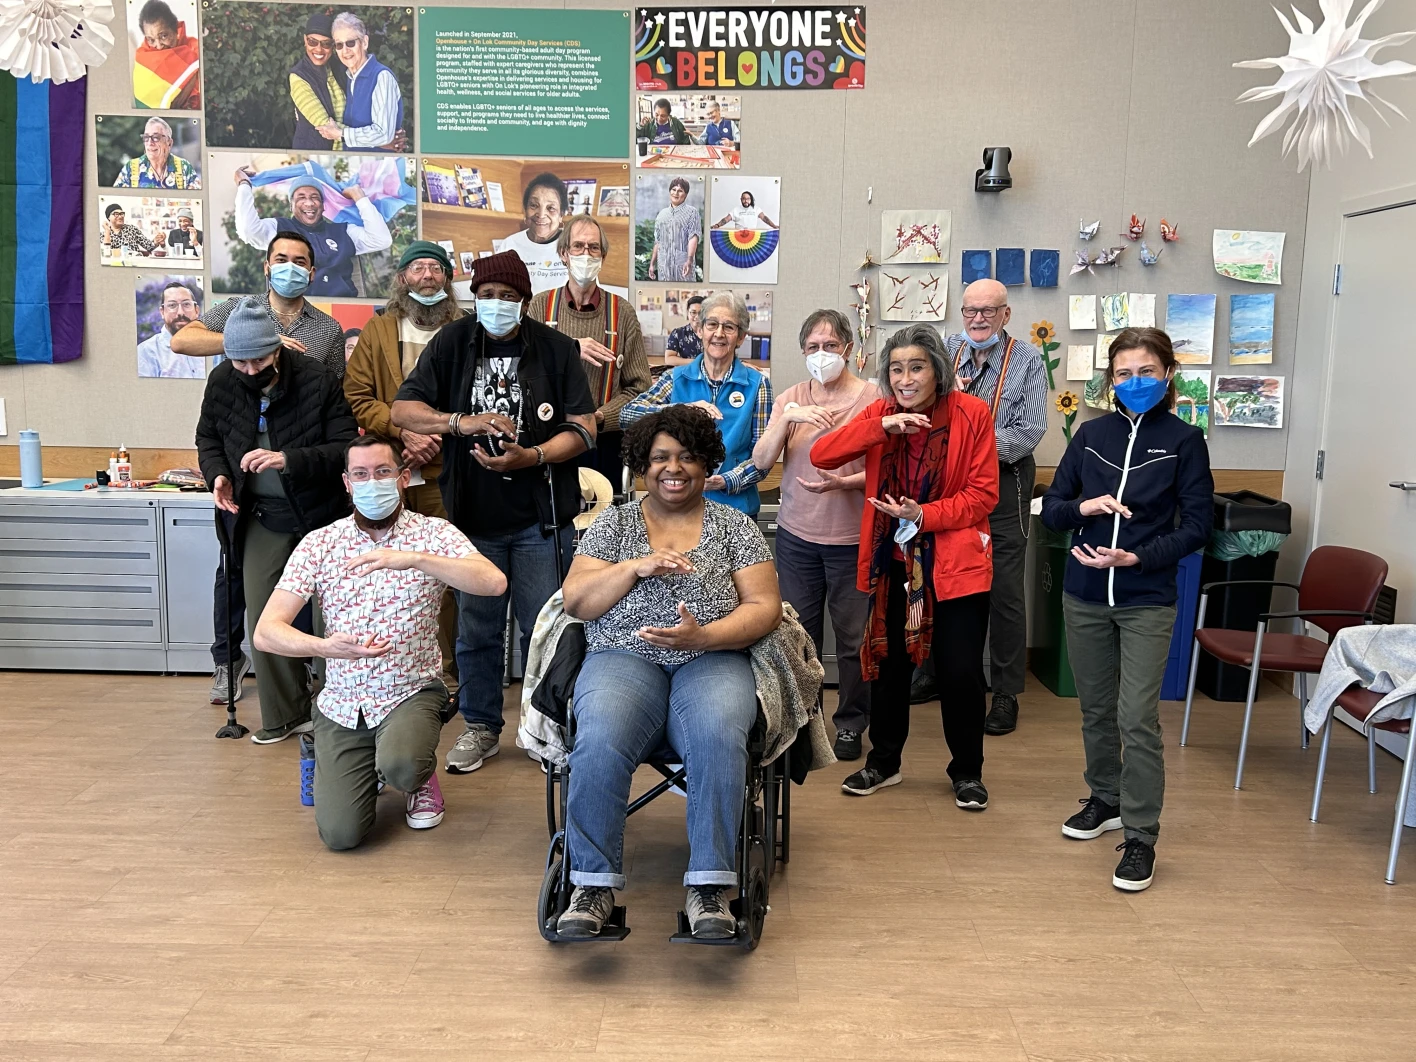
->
xmin=811 ymin=323 xmax=999 ymax=808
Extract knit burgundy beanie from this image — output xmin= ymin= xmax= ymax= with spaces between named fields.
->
xmin=470 ymin=250 xmax=533 ymax=302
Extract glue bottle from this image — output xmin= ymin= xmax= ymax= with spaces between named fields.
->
xmin=115 ymin=445 xmax=132 ymax=484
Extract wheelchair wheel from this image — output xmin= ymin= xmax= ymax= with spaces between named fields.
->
xmin=538 ymin=839 xmax=567 ymax=942
xmin=742 ymin=866 xmax=768 ymax=950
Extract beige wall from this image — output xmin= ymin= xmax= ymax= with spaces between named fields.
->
xmin=1 ymin=0 xmax=1313 ymax=470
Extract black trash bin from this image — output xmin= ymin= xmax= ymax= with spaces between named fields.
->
xmin=1195 ymin=491 xmax=1292 ymax=701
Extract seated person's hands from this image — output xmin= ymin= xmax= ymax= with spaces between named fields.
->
xmin=322 ymin=631 xmax=392 ymax=659
xmin=633 ymin=548 xmax=695 ymax=578
xmin=636 ymin=601 xmax=707 ymax=652
xmin=346 ymin=549 xmax=419 ymax=577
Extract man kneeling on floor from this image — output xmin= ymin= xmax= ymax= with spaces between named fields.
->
xmin=254 ymin=435 xmax=507 ymax=849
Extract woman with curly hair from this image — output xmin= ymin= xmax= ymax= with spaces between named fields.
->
xmin=555 ymin=405 xmax=782 ymax=940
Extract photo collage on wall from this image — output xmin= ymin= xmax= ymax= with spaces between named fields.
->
xmin=100 ymin=2 xmax=865 ymax=381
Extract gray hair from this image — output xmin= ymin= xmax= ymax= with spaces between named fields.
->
xmin=797 ymin=308 xmax=852 ymax=349
xmin=557 ymin=215 xmax=610 ymax=259
xmin=143 ymin=117 xmax=173 ymax=139
xmin=332 ymin=12 xmax=367 ymax=38
xmin=698 ymin=291 xmax=751 ymax=337
xmin=876 ymin=324 xmax=956 ymax=399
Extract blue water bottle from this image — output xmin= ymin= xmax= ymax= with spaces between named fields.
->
xmin=298 ymin=733 xmax=315 ymax=806
xmin=19 ymin=430 xmax=42 ymax=488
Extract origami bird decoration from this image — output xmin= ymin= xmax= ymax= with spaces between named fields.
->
xmin=1079 ymin=218 xmax=1100 ymax=241
xmin=1069 ymin=250 xmax=1096 ymax=276
xmin=1139 ymin=241 xmax=1163 ymax=266
xmin=1094 ymin=245 xmax=1126 ymax=267
xmin=851 ymin=276 xmax=873 ymax=370
xmin=1121 ymin=214 xmax=1146 ymax=241
xmin=1159 ymin=219 xmax=1180 ymax=242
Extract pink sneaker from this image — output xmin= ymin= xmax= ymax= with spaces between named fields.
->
xmin=405 ymin=773 xmax=445 ymax=830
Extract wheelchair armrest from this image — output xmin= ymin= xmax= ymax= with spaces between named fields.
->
xmin=1260 ymin=609 xmax=1375 ymax=623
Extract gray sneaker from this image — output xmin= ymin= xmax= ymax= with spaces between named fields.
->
xmin=557 ymin=885 xmax=615 ymax=937
xmin=209 ymin=654 xmax=251 ymax=704
xmin=445 ymin=723 xmax=500 ymax=774
xmin=685 ymin=885 xmax=736 ymax=939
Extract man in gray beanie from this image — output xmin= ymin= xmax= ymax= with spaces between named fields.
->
xmin=166 ymin=205 xmax=202 ymax=256
xmin=196 ymin=298 xmax=358 ymax=744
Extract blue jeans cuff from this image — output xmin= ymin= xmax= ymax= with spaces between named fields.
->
xmin=570 ymin=870 xmax=626 ymax=890
xmin=683 ymin=871 xmax=739 ymax=887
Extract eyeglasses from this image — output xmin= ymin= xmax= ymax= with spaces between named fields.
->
xmin=701 ymin=318 xmax=740 ymax=334
xmin=346 ymin=467 xmax=401 ymax=482
xmin=333 ymin=38 xmax=361 ymax=50
xmin=404 ymin=261 xmax=446 ymax=278
xmin=960 ymin=306 xmax=1004 ymax=320
xmin=568 ymin=241 xmax=603 ymax=256
xmin=804 ymin=342 xmax=845 ymax=354
xmin=162 ymin=300 xmax=198 ymax=311
xmin=140 ymin=134 xmax=171 ymax=144
xmin=257 ymin=395 xmax=271 ymax=433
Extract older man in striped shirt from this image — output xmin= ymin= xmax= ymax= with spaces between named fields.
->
xmin=913 ymin=279 xmax=1048 ymax=736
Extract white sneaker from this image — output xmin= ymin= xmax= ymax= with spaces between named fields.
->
xmin=405 ymin=774 xmax=445 ymax=829
xmin=445 ymin=723 xmax=500 ymax=774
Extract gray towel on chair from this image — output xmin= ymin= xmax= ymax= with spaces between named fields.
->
xmin=1305 ymin=624 xmax=1416 ymax=734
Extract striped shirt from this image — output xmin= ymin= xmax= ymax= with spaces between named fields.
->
xmin=200 ymin=291 xmax=346 ymax=378
xmin=652 ymin=203 xmax=701 ymax=281
xmin=945 ymin=330 xmax=1048 ymax=465
xmin=621 ymin=364 xmax=773 ymax=494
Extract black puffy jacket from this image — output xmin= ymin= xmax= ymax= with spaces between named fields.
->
xmin=195 ymin=352 xmax=358 ymax=536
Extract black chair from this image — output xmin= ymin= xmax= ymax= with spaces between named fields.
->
xmin=537 ymin=710 xmax=789 ymax=950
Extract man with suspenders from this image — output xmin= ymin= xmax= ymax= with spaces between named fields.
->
xmin=528 ymin=216 xmax=652 ymax=483
xmin=913 ymin=279 xmax=1048 ymax=735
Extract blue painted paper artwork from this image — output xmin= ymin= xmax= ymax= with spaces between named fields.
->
xmin=961 ymin=250 xmax=992 ymax=284
xmin=996 ymin=247 xmax=1025 ymax=286
xmin=1029 ymin=249 xmax=1059 ymax=287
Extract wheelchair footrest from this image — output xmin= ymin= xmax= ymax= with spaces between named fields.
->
xmin=668 ymin=903 xmax=752 ymax=946
xmin=544 ymin=906 xmax=631 ymax=943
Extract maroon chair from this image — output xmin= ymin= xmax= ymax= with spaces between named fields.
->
xmin=1180 ymin=544 xmax=1389 ymax=790
xmin=1310 ymin=684 xmax=1416 ymax=885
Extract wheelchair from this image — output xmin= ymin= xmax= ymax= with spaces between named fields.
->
xmin=537 ymin=710 xmax=791 ymax=949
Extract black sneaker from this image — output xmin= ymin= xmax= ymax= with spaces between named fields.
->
xmin=1112 ymin=838 xmax=1156 ymax=892
xmin=983 ymin=693 xmax=1019 ymax=735
xmin=841 ymin=766 xmax=902 ymax=796
xmin=952 ymin=778 xmax=989 ymax=810
xmin=833 ymin=728 xmax=862 ymax=761
xmin=909 ymin=671 xmax=938 ymax=704
xmin=1061 ymin=796 xmax=1123 ymax=840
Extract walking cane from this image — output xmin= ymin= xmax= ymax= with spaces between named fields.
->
xmin=546 ymin=422 xmax=596 ymax=586
xmin=213 ymin=508 xmax=249 ymax=739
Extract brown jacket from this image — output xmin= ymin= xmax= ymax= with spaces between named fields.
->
xmin=343 ymin=309 xmax=457 ymax=481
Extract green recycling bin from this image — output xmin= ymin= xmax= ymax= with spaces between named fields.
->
xmin=1029 ymin=514 xmax=1076 ymax=698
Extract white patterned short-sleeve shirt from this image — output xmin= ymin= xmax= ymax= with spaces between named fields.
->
xmin=276 ymin=509 xmax=477 ymax=729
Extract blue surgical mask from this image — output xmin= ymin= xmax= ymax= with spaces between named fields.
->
xmin=350 ymin=478 xmax=401 ymax=521
xmin=476 ymin=297 xmax=522 ymax=338
xmin=269 ymin=262 xmax=310 ymax=299
xmin=963 ymin=330 xmax=1001 ymax=351
xmin=409 ymin=288 xmax=449 ymax=306
xmin=1113 ymin=375 xmax=1169 ymax=415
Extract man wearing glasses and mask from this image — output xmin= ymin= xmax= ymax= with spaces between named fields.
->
xmin=912 ymin=279 xmax=1047 ymax=736
xmin=528 ymin=216 xmax=652 ymax=481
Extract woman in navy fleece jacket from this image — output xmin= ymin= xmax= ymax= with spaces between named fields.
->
xmin=1041 ymin=327 xmax=1212 ymax=894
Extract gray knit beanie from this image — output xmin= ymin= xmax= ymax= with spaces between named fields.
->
xmin=222 ymin=298 xmax=282 ymax=360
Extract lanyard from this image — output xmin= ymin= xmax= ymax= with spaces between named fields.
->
xmin=546 ymin=286 xmax=621 ymax=408
xmin=954 ymin=335 xmax=1015 ymax=421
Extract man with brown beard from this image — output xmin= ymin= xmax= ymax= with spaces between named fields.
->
xmin=344 ymin=240 xmax=466 ymax=697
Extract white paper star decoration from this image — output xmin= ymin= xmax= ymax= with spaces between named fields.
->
xmin=0 ymin=0 xmax=116 ymax=83
xmin=1235 ymin=0 xmax=1416 ymax=171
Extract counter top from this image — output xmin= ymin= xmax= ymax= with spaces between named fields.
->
xmin=0 ymin=485 xmax=215 ymax=507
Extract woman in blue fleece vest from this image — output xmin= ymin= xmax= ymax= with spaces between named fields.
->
xmin=1041 ymin=327 xmax=1213 ymax=894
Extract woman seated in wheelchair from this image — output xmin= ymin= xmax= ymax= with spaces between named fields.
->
xmin=557 ymin=405 xmax=782 ymax=938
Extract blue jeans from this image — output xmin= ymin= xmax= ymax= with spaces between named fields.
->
xmin=566 ymin=649 xmax=757 ymax=890
xmin=456 ymin=522 xmax=574 ymax=733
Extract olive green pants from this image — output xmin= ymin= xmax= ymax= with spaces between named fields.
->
xmin=241 ymin=516 xmax=318 ymax=733
xmin=1062 ymin=593 xmax=1175 ymax=847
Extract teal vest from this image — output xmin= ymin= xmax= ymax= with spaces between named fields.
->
xmin=669 ymin=356 xmax=764 ymax=516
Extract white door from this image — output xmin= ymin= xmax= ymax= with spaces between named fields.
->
xmin=1314 ymin=201 xmax=1416 ymax=626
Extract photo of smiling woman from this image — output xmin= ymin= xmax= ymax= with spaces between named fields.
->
xmin=290 ymin=12 xmax=345 ymax=150
xmin=811 ymin=324 xmax=999 ymax=810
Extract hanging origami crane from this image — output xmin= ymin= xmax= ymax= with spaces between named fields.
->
xmin=1139 ymin=241 xmax=1163 ymax=266
xmin=851 ymin=276 xmax=873 ymax=370
xmin=1160 ymin=219 xmax=1180 ymax=242
xmin=1079 ymin=218 xmax=1100 ymax=241
xmin=1094 ymin=245 xmax=1126 ymax=267
xmin=1121 ymin=214 xmax=1146 ymax=241
xmin=1070 ymin=250 xmax=1096 ymax=276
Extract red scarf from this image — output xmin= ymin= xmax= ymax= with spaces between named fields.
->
xmin=862 ymin=398 xmax=951 ymax=679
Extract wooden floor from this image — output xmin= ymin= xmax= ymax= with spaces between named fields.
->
xmin=3 ymin=670 xmax=1416 ymax=1060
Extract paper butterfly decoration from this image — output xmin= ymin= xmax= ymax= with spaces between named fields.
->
xmin=1139 ymin=241 xmax=1163 ymax=266
xmin=1079 ymin=218 xmax=1100 ymax=241
xmin=1121 ymin=214 xmax=1146 ymax=241
xmin=1160 ymin=219 xmax=1180 ymax=242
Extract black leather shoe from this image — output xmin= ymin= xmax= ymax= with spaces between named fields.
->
xmin=1113 ymin=838 xmax=1156 ymax=892
xmin=833 ymin=728 xmax=862 ymax=761
xmin=984 ymin=693 xmax=1018 ymax=735
xmin=909 ymin=672 xmax=938 ymax=704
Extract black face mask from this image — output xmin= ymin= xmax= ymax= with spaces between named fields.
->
xmin=235 ymin=365 xmax=277 ymax=392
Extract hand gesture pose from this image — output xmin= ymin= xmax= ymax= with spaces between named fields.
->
xmin=636 ymin=601 xmax=707 ymax=652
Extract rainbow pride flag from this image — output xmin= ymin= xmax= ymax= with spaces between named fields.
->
xmin=0 ymin=76 xmax=85 ymax=364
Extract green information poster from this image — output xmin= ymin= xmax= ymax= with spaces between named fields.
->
xmin=418 ymin=8 xmax=631 ymax=157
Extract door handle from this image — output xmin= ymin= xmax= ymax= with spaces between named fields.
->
xmin=1389 ymin=481 xmax=1416 ymax=491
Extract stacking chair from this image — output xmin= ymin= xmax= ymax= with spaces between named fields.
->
xmin=1180 ymin=544 xmax=1388 ymax=789
xmin=1309 ymin=684 xmax=1416 ymax=885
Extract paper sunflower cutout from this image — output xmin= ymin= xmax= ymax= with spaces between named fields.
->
xmin=1031 ymin=321 xmax=1061 ymax=389
xmin=1030 ymin=321 xmax=1056 ymax=347
xmin=1234 ymin=0 xmax=1416 ymax=171
xmin=1056 ymin=390 xmax=1081 ymax=443
xmin=0 ymin=0 xmax=116 ymax=83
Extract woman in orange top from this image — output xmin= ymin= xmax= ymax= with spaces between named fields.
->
xmin=811 ymin=323 xmax=999 ymax=808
